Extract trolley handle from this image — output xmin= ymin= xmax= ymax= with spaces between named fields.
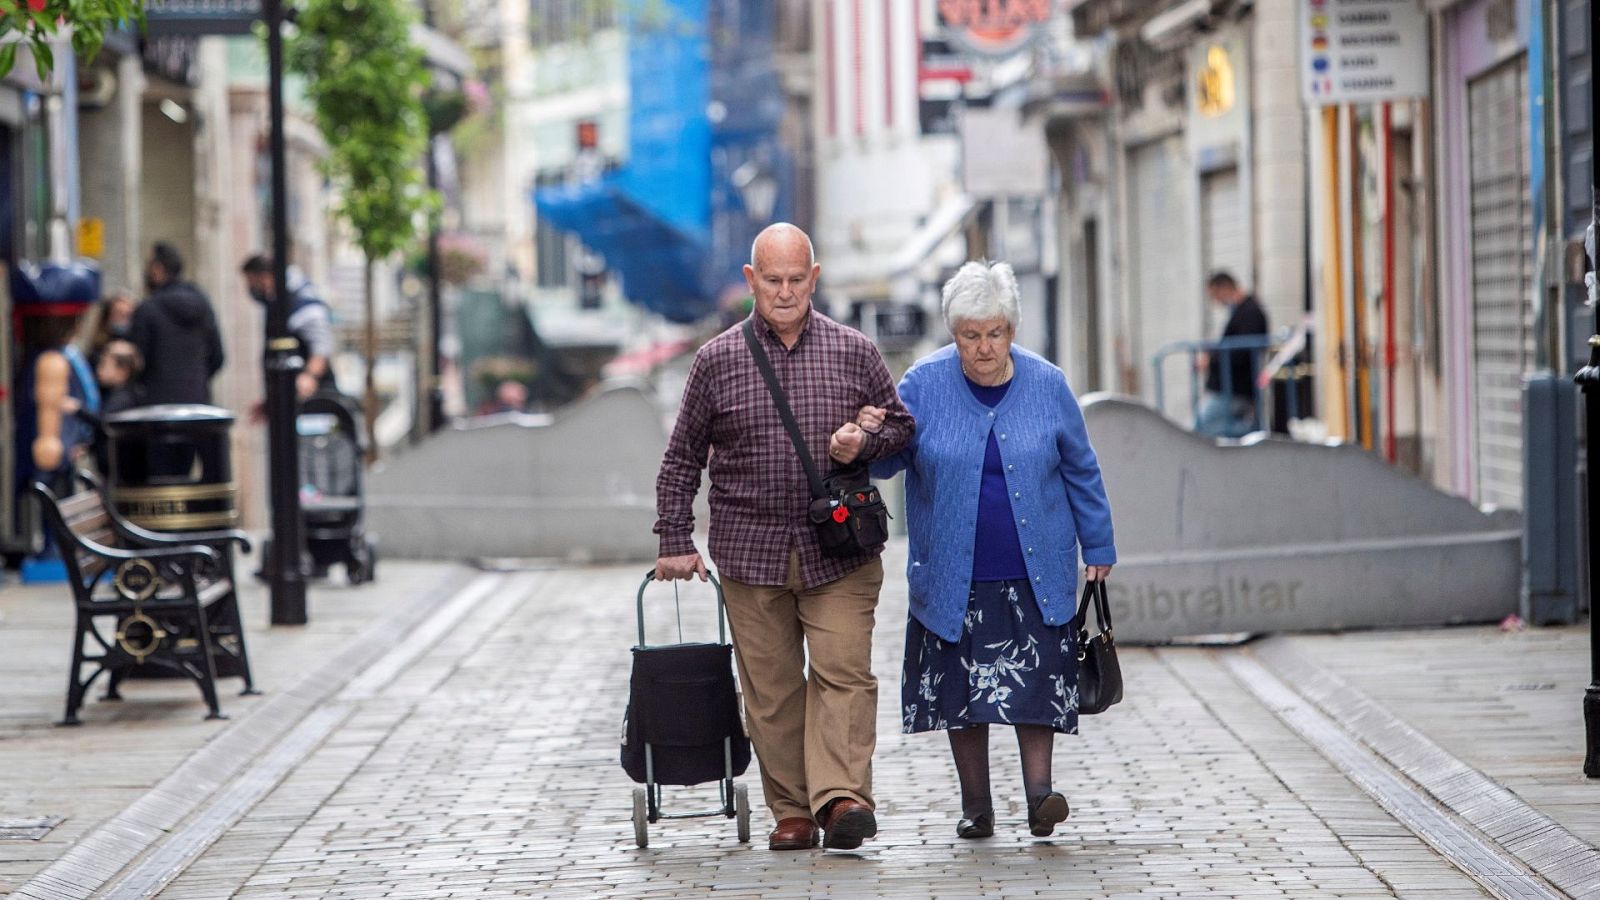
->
xmin=637 ymin=569 xmax=726 ymax=647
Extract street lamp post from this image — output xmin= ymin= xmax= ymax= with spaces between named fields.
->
xmin=1582 ymin=218 xmax=1600 ymax=775
xmin=263 ymin=0 xmax=308 ymax=624
xmin=424 ymin=133 xmax=444 ymax=434
xmin=421 ymin=0 xmax=445 ymax=435
xmin=1581 ymin=1 xmax=1600 ymax=776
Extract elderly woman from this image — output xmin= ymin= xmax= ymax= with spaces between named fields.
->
xmin=865 ymin=260 xmax=1116 ymax=839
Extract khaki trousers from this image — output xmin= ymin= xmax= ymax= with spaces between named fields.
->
xmin=721 ymin=552 xmax=882 ymax=822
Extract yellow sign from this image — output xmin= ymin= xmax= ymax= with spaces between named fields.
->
xmin=1197 ymin=45 xmax=1236 ymax=118
xmin=76 ymin=218 xmax=105 ymax=259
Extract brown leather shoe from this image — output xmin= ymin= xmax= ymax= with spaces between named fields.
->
xmin=817 ymin=798 xmax=877 ymax=850
xmin=768 ymin=817 xmax=820 ymax=851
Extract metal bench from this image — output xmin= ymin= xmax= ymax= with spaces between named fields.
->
xmin=32 ymin=477 xmax=258 ymax=724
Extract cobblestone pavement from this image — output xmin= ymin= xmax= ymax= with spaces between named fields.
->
xmin=7 ymin=541 xmax=1599 ymax=898
xmin=1278 ymin=625 xmax=1600 ymax=849
xmin=0 ymin=559 xmax=471 ymax=895
xmin=146 ymin=546 xmax=1508 ymax=899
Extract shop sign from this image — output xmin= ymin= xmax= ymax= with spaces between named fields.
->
xmin=146 ymin=0 xmax=261 ymax=35
xmin=960 ymin=106 xmax=1049 ymax=198
xmin=76 ymin=218 xmax=104 ymax=260
xmin=142 ymin=35 xmax=200 ymax=86
xmin=1300 ymin=0 xmax=1428 ymax=105
xmin=1195 ymin=45 xmax=1236 ymax=118
xmin=937 ymin=0 xmax=1053 ymax=59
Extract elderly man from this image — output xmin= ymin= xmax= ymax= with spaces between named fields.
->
xmin=654 ymin=223 xmax=914 ymax=851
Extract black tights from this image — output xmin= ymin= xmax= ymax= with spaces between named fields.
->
xmin=946 ymin=724 xmax=1057 ymax=817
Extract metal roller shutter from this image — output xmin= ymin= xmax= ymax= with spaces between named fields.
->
xmin=1468 ymin=57 xmax=1532 ymax=510
xmin=1200 ymin=167 xmax=1249 ymax=288
xmin=1128 ymin=136 xmax=1196 ymax=420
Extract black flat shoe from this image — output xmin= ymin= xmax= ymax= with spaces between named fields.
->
xmin=956 ymin=811 xmax=994 ymax=839
xmin=1027 ymin=792 xmax=1069 ymax=837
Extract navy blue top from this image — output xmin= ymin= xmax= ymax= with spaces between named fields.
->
xmin=967 ymin=377 xmax=1028 ymax=581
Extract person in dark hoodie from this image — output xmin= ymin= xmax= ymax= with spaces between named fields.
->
xmin=129 ymin=242 xmax=226 ymax=406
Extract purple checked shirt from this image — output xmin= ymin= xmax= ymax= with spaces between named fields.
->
xmin=655 ymin=311 xmax=915 ymax=588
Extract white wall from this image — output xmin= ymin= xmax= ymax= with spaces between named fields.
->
xmin=812 ymin=0 xmax=959 ymax=295
xmin=1250 ymin=1 xmax=1307 ymax=331
xmin=76 ymin=56 xmax=144 ymax=293
xmin=501 ymin=26 xmax=627 ymax=286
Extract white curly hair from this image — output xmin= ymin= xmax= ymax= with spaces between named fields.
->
xmin=941 ymin=260 xmax=1020 ymax=332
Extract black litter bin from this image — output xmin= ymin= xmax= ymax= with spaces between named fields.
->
xmin=104 ymin=404 xmax=239 ymax=532
xmin=100 ymin=403 xmax=256 ymax=695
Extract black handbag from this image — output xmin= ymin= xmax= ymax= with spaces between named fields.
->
xmin=741 ymin=319 xmax=890 ymax=558
xmin=1073 ymin=579 xmax=1124 ymax=715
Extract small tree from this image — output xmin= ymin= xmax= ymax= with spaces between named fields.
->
xmin=0 ymin=1 xmax=144 ymax=79
xmin=288 ymin=0 xmax=432 ymax=460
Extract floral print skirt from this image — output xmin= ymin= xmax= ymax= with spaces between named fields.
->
xmin=902 ymin=579 xmax=1079 ymax=735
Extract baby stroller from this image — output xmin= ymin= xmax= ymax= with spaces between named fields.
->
xmin=621 ymin=572 xmax=752 ymax=848
xmin=266 ymin=392 xmax=376 ymax=584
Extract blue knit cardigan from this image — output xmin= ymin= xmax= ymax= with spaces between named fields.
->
xmin=872 ymin=344 xmax=1117 ymax=642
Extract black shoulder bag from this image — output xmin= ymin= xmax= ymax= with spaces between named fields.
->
xmin=741 ymin=319 xmax=890 ymax=558
xmin=1074 ymin=579 xmax=1124 ymax=714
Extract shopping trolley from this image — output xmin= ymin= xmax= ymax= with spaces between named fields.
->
xmin=621 ymin=571 xmax=752 ymax=848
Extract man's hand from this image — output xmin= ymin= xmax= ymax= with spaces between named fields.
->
xmin=655 ymin=552 xmax=708 ymax=582
xmin=1085 ymin=565 xmax=1113 ymax=582
xmin=296 ymin=371 xmax=319 ymax=400
xmin=855 ymin=405 xmax=886 ymax=434
xmin=1194 ymin=350 xmax=1210 ymax=373
xmin=829 ymin=422 xmax=867 ymax=465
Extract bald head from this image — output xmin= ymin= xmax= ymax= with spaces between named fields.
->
xmin=750 ymin=223 xmax=815 ymax=269
xmin=743 ymin=223 xmax=820 ymax=345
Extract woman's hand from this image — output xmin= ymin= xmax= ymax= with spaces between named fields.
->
xmin=1085 ymin=565 xmax=1112 ymax=582
xmin=855 ymin=405 xmax=886 ymax=434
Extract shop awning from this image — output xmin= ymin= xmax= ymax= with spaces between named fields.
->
xmin=887 ymin=194 xmax=980 ymax=277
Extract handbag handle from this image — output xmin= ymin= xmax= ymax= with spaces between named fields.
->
xmin=741 ymin=318 xmax=830 ymax=501
xmin=1071 ymin=578 xmax=1113 ymax=639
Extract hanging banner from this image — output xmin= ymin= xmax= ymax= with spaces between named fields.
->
xmin=1300 ymin=0 xmax=1428 ymax=105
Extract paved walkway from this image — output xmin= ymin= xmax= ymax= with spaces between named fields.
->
xmin=0 ymin=557 xmax=475 ymax=895
xmin=1 ymin=542 xmax=1597 ymax=897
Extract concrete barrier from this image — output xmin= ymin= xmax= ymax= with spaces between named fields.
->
xmin=366 ymin=383 xmax=668 ymax=562
xmin=1081 ymin=395 xmax=1521 ymax=642
xmin=367 ymin=385 xmax=1520 ymax=642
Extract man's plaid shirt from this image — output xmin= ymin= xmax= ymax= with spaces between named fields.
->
xmin=654 ymin=311 xmax=915 ymax=588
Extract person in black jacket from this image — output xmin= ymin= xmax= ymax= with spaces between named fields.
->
xmin=129 ymin=242 xmax=226 ymax=406
xmin=1196 ymin=271 xmax=1269 ymax=438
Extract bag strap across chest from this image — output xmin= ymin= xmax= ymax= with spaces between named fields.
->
xmin=741 ymin=318 xmax=829 ymax=501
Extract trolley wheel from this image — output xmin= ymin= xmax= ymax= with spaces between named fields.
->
xmin=632 ymin=787 xmax=649 ymax=849
xmin=734 ymin=782 xmax=750 ymax=843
